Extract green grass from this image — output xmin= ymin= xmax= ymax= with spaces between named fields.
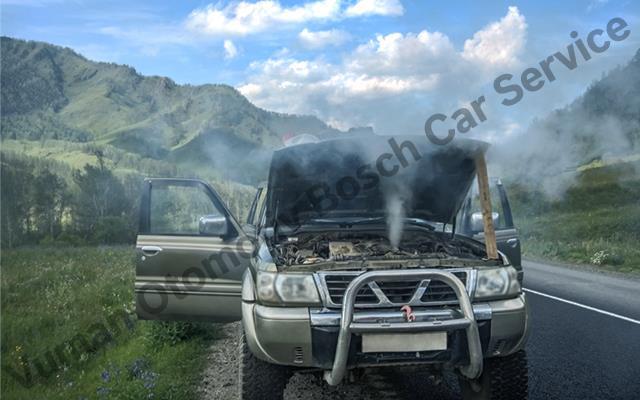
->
xmin=1 ymin=247 xmax=216 ymax=399
xmin=510 ymin=161 xmax=640 ymax=273
xmin=516 ymin=205 xmax=640 ymax=272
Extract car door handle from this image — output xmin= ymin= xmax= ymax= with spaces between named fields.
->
xmin=141 ymin=246 xmax=163 ymax=256
xmin=506 ymin=238 xmax=519 ymax=248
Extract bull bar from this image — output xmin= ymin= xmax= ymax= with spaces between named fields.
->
xmin=323 ymin=269 xmax=483 ymax=385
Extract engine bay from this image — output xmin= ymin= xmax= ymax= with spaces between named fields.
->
xmin=272 ymin=232 xmax=488 ymax=267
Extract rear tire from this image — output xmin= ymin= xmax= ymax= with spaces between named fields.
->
xmin=460 ymin=350 xmax=528 ymax=400
xmin=238 ymin=327 xmax=291 ymax=400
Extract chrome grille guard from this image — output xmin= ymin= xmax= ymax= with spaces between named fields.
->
xmin=323 ymin=269 xmax=483 ymax=385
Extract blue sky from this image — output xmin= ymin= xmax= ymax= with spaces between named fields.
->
xmin=2 ymin=0 xmax=639 ymax=139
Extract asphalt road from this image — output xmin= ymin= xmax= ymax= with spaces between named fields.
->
xmin=523 ymin=260 xmax=640 ymax=400
xmin=200 ymin=260 xmax=640 ymax=399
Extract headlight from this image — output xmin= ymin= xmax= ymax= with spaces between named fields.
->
xmin=257 ymin=271 xmax=320 ymax=305
xmin=474 ymin=266 xmax=521 ymax=300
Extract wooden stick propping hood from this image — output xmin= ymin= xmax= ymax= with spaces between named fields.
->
xmin=475 ymin=153 xmax=498 ymax=260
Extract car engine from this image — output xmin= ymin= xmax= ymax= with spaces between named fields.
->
xmin=272 ymin=232 xmax=486 ymax=266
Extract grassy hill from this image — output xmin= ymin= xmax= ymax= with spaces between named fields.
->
xmin=0 ymin=36 xmax=340 ymax=183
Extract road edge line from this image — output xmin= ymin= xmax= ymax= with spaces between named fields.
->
xmin=523 ymin=288 xmax=640 ymax=325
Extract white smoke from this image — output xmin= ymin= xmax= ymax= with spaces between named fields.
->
xmin=488 ymin=51 xmax=640 ymax=199
xmin=381 ymin=152 xmax=420 ymax=248
xmin=385 ymin=193 xmax=406 ymax=249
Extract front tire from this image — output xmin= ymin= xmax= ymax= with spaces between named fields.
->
xmin=238 ymin=327 xmax=291 ymax=400
xmin=460 ymin=350 xmax=529 ymax=400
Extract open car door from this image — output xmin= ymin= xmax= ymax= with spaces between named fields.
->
xmin=458 ymin=178 xmax=522 ymax=282
xmin=135 ymin=178 xmax=253 ymax=322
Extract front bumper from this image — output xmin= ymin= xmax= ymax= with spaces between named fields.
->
xmin=242 ymin=270 xmax=529 ymax=385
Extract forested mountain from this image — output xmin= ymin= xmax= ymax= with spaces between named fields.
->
xmin=513 ymin=48 xmax=640 ymax=169
xmin=0 ymin=36 xmax=339 ymax=171
xmin=0 ymin=36 xmax=344 ymax=246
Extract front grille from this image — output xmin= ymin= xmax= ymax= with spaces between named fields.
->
xmin=420 ymin=272 xmax=467 ymax=303
xmin=324 ymin=275 xmax=378 ymax=305
xmin=320 ymin=270 xmax=469 ymax=308
xmin=377 ymin=280 xmax=421 ymax=303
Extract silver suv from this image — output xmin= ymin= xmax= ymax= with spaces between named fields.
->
xmin=135 ymin=136 xmax=529 ymax=400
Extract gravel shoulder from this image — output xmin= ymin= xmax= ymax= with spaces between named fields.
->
xmin=198 ymin=323 xmax=240 ymax=400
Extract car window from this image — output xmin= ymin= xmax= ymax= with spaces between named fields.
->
xmin=149 ymin=183 xmax=223 ymax=235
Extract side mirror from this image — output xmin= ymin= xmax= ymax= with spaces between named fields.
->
xmin=199 ymin=215 xmax=228 ymax=236
xmin=470 ymin=212 xmax=500 ymax=233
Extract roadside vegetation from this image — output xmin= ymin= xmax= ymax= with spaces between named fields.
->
xmin=1 ymin=246 xmax=217 ymax=399
xmin=510 ymin=160 xmax=640 ymax=273
xmin=0 ymin=147 xmax=255 ymax=249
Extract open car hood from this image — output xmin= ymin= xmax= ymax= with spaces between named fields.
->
xmin=266 ymin=135 xmax=488 ymax=228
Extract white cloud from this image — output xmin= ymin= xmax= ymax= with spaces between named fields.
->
xmin=329 ymin=73 xmax=439 ymax=97
xmin=344 ymin=0 xmax=404 ymax=17
xmin=185 ymin=0 xmax=404 ymax=36
xmin=250 ymin=58 xmax=330 ymax=82
xmin=238 ymin=7 xmax=529 ymax=134
xmin=298 ymin=28 xmax=350 ymax=48
xmin=238 ymin=82 xmax=263 ymax=97
xmin=347 ymin=31 xmax=456 ymax=76
xmin=224 ymin=39 xmax=238 ymax=59
xmin=186 ymin=0 xmax=342 ymax=36
xmin=461 ymin=6 xmax=526 ymax=67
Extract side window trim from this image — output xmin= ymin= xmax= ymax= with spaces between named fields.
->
xmin=139 ymin=179 xmax=151 ymax=234
xmin=495 ymin=179 xmax=514 ymax=229
xmin=246 ymin=187 xmax=263 ymax=225
xmin=257 ymin=194 xmax=267 ymax=228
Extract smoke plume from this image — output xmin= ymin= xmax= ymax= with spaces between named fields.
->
xmin=489 ymin=50 xmax=640 ymax=198
xmin=385 ymin=193 xmax=406 ymax=249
